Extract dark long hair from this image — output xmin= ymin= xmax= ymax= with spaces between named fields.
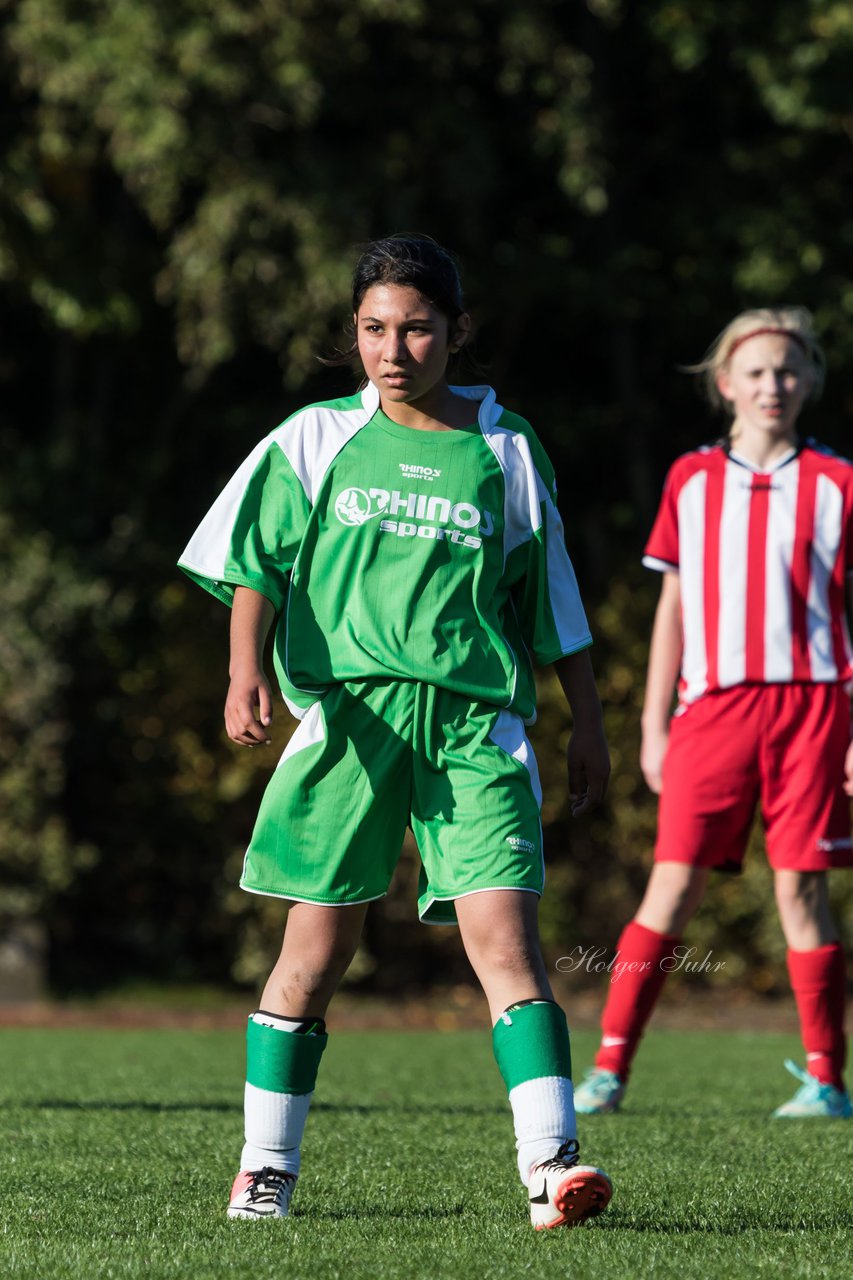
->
xmin=323 ymin=233 xmax=468 ymax=368
xmin=351 ymin=234 xmax=465 ymax=320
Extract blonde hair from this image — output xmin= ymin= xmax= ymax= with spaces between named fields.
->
xmin=688 ymin=307 xmax=826 ymax=413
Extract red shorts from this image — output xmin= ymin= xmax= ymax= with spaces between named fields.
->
xmin=656 ymin=683 xmax=852 ymax=872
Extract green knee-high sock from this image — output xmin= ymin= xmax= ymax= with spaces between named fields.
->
xmin=240 ymin=1011 xmax=328 ymax=1177
xmin=492 ymin=999 xmax=576 ymax=1186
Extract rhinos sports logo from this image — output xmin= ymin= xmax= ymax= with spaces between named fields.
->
xmin=333 ymin=485 xmax=494 ymax=548
xmin=334 ymin=488 xmax=379 ymax=526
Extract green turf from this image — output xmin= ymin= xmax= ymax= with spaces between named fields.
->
xmin=2 ymin=1025 xmax=851 ymax=1279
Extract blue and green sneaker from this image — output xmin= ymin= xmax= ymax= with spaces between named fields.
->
xmin=573 ymin=1067 xmax=626 ymax=1115
xmin=772 ymin=1059 xmax=852 ymax=1119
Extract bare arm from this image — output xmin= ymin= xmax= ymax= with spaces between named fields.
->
xmin=225 ymin=585 xmax=276 ymax=746
xmin=552 ymin=648 xmax=610 ymax=816
xmin=640 ymin=571 xmax=683 ymax=794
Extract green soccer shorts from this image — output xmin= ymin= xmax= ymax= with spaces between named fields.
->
xmin=240 ymin=679 xmax=545 ymax=924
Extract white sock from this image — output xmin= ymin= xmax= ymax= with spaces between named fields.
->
xmin=508 ymin=1075 xmax=576 ymax=1186
xmin=241 ymin=1082 xmax=312 ymax=1176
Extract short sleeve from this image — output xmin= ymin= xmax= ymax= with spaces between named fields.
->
xmin=178 ymin=439 xmax=311 ymax=612
xmin=643 ymin=464 xmax=680 ymax=573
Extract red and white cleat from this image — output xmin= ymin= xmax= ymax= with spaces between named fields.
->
xmin=227 ymin=1167 xmax=296 ymax=1219
xmin=528 ymin=1141 xmax=612 ymax=1230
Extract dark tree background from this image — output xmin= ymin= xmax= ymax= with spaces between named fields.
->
xmin=1 ymin=0 xmax=851 ymax=997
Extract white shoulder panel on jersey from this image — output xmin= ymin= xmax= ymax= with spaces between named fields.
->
xmin=179 ymin=385 xmax=379 ymax=584
xmin=272 ymin=382 xmax=380 ymax=504
xmin=179 ymin=434 xmax=283 ymax=582
xmin=448 ymin=383 xmax=548 ymax=556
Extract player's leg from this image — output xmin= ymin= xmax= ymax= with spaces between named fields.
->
xmin=260 ymin=900 xmax=369 ymax=1017
xmin=230 ymin=681 xmax=412 ymax=1217
xmin=577 ymin=688 xmax=760 ymax=1114
xmin=456 ymin=888 xmax=566 ymax=1181
xmin=573 ymin=861 xmax=709 ymax=1113
xmin=414 ymin=692 xmax=610 ymax=1227
xmin=771 ymin=870 xmax=850 ymax=1117
xmin=455 ymin=887 xmax=552 ymax=1021
xmin=229 ymin=902 xmax=368 ymax=1219
xmin=456 ymin=889 xmax=611 ymax=1229
xmin=762 ymin=684 xmax=851 ymax=1119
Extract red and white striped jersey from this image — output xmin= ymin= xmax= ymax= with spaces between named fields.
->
xmin=644 ymin=441 xmax=853 ymax=704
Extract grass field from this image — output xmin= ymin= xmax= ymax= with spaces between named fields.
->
xmin=2 ymin=1025 xmax=851 ymax=1279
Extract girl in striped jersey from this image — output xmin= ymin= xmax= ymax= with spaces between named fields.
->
xmin=575 ymin=307 xmax=853 ymax=1120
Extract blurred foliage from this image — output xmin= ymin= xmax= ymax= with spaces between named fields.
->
xmin=0 ymin=519 xmax=104 ymax=916
xmin=0 ymin=0 xmax=851 ymax=996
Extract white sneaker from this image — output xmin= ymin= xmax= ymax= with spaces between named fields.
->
xmin=528 ymin=1141 xmax=612 ymax=1230
xmin=227 ymin=1167 xmax=296 ymax=1219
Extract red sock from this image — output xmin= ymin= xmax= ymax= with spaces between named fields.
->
xmin=786 ymin=942 xmax=847 ymax=1089
xmin=594 ymin=921 xmax=680 ymax=1079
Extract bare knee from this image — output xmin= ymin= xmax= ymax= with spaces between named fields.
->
xmin=261 ymin=904 xmax=365 ymax=1015
xmin=774 ymin=871 xmax=836 ymax=949
xmin=775 ymin=870 xmax=819 ymax=915
xmin=283 ymin=935 xmax=357 ymax=996
xmin=458 ymin=894 xmax=542 ymax=979
xmin=462 ymin=935 xmax=552 ymax=1024
xmin=635 ymin=862 xmax=709 ymax=935
xmin=263 ymin=942 xmax=356 ymax=1015
xmin=467 ymin=937 xmax=542 ymax=980
xmin=455 ymin=891 xmax=552 ymax=1019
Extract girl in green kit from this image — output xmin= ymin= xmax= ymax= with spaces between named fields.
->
xmin=180 ymin=234 xmax=612 ymax=1229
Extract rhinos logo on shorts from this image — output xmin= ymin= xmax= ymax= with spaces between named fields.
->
xmin=334 ymin=486 xmax=494 ymax=548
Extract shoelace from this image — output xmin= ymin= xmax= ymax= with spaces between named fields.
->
xmin=536 ymin=1138 xmax=580 ymax=1174
xmin=783 ymin=1059 xmax=838 ymax=1099
xmin=783 ymin=1059 xmax=811 ymax=1087
xmin=247 ymin=1167 xmax=293 ymax=1204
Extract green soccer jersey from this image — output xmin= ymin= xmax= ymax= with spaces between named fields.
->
xmin=179 ymin=383 xmax=591 ymax=721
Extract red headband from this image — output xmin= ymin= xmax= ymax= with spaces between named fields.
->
xmin=727 ymin=327 xmax=809 ymax=359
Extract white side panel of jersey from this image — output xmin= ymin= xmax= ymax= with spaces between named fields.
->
xmin=542 ymin=504 xmax=592 ymax=653
xmin=273 ymin=382 xmax=380 ymax=503
xmin=808 ymin=473 xmax=845 ymax=680
xmin=763 ymin=466 xmax=797 ymax=682
xmin=545 ymin=540 xmax=591 ymax=655
xmin=480 ymin=418 xmax=590 ymax=654
xmin=717 ymin=461 xmax=749 ymax=688
xmin=179 ymin=436 xmax=277 ymax=578
xmin=676 ymin=470 xmax=708 ymax=703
